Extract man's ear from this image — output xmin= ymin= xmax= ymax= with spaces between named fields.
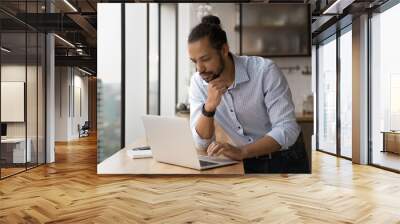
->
xmin=221 ymin=44 xmax=229 ymax=57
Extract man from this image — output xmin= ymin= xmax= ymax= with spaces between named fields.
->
xmin=188 ymin=15 xmax=310 ymax=174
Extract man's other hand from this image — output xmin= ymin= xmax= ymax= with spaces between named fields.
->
xmin=207 ymin=142 xmax=246 ymax=161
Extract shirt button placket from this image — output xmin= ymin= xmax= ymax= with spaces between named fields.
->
xmin=227 ymin=94 xmax=236 ymax=120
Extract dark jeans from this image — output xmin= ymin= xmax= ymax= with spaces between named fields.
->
xmin=243 ymin=132 xmax=310 ymax=174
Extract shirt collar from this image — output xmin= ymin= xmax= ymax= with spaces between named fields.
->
xmin=230 ymin=53 xmax=249 ymax=89
xmin=201 ymin=53 xmax=249 ymax=89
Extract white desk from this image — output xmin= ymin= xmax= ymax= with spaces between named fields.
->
xmin=1 ymin=138 xmax=31 ymax=163
xmin=97 ymin=139 xmax=244 ymax=175
xmin=97 ymin=120 xmax=244 ymax=175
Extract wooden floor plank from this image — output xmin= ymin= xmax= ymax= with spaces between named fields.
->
xmin=1 ymin=134 xmax=400 ymax=223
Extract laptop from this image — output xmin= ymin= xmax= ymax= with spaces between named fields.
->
xmin=141 ymin=115 xmax=239 ymax=170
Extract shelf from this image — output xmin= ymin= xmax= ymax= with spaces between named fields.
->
xmin=235 ymin=25 xmax=306 ymax=32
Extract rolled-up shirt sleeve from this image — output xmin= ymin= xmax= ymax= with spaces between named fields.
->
xmin=189 ymin=74 xmax=215 ymax=149
xmin=263 ymin=63 xmax=300 ymax=150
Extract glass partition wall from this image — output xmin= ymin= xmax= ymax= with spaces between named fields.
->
xmin=370 ymin=2 xmax=400 ymax=171
xmin=317 ymin=35 xmax=337 ymax=155
xmin=0 ymin=2 xmax=46 ymax=179
xmin=316 ymin=25 xmax=353 ymax=159
xmin=97 ymin=3 xmax=122 ymax=163
xmin=339 ymin=26 xmax=352 ymax=159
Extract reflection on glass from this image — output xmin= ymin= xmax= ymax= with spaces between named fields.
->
xmin=97 ymin=81 xmax=121 ymax=163
xmin=318 ymin=36 xmax=337 ymax=154
xmin=1 ymin=31 xmax=27 ymax=177
xmin=339 ymin=29 xmax=352 ymax=158
xmin=0 ymin=0 xmax=46 ymax=178
xmin=371 ymin=4 xmax=400 ymax=171
xmin=97 ymin=3 xmax=122 ymax=163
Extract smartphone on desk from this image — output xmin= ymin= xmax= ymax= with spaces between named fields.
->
xmin=132 ymin=146 xmax=151 ymax=151
xmin=127 ymin=146 xmax=152 ymax=159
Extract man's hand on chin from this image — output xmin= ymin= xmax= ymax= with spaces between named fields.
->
xmin=206 ymin=142 xmax=246 ymax=161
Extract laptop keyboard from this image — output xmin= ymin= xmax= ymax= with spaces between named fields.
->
xmin=199 ymin=160 xmax=218 ymax=167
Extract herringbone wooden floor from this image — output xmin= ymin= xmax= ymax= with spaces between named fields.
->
xmin=1 ymin=134 xmax=400 ymax=224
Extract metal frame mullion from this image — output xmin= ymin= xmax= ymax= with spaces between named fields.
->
xmin=315 ymin=44 xmax=319 ymax=151
xmin=146 ymin=3 xmax=149 ymax=115
xmin=367 ymin=11 xmax=373 ymax=165
xmin=175 ymin=3 xmax=178 ymax=113
xmin=0 ymin=24 xmax=2 ymax=179
xmin=336 ymin=28 xmax=341 ymax=157
xmin=316 ymin=34 xmax=338 ymax=155
xmin=121 ymin=3 xmax=126 ymax=149
xmin=36 ymin=0 xmax=39 ymax=168
xmin=24 ymin=0 xmax=28 ymax=171
xmin=158 ymin=3 xmax=161 ymax=115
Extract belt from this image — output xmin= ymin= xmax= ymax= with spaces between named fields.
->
xmin=254 ymin=148 xmax=292 ymax=160
xmin=252 ymin=132 xmax=305 ymax=160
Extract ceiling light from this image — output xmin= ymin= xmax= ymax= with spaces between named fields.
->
xmin=1 ymin=47 xmax=11 ymax=53
xmin=323 ymin=0 xmax=355 ymax=15
xmin=54 ymin=34 xmax=75 ymax=48
xmin=63 ymin=0 xmax=78 ymax=12
xmin=78 ymin=67 xmax=93 ymax=76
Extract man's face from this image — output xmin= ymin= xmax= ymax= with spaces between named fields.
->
xmin=188 ymin=37 xmax=225 ymax=83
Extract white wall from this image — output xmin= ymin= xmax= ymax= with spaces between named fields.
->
xmin=178 ymin=4 xmax=191 ymax=105
xmin=1 ymin=65 xmax=37 ymax=137
xmin=271 ymin=57 xmax=312 ymax=114
xmin=54 ymin=67 xmax=89 ymax=141
xmin=160 ymin=4 xmax=177 ymax=116
xmin=125 ymin=3 xmax=148 ymax=146
xmin=73 ymin=73 xmax=89 ymax=137
xmin=1 ymin=63 xmax=47 ymax=163
xmin=1 ymin=66 xmax=26 ymax=125
xmin=55 ymin=67 xmax=68 ymax=141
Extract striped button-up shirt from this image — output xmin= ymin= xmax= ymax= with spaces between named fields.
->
xmin=189 ymin=53 xmax=300 ymax=151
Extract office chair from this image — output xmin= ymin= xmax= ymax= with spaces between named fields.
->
xmin=79 ymin=121 xmax=90 ymax=138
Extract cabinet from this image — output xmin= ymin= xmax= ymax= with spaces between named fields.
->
xmin=382 ymin=131 xmax=400 ymax=154
xmin=239 ymin=4 xmax=310 ymax=57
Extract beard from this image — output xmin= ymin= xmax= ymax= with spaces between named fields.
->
xmin=201 ymin=53 xmax=225 ymax=83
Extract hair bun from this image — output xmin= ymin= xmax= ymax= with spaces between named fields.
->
xmin=201 ymin=15 xmax=221 ymax=26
